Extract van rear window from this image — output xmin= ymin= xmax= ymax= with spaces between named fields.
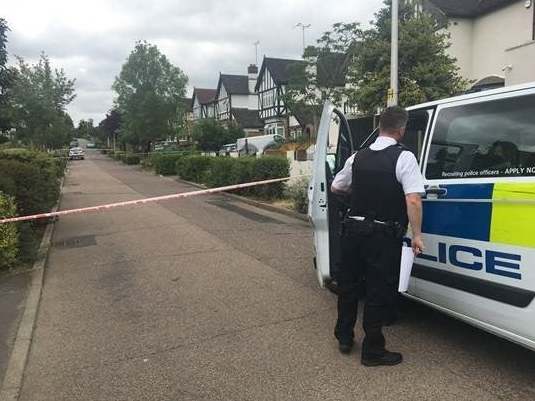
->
xmin=425 ymin=94 xmax=535 ymax=179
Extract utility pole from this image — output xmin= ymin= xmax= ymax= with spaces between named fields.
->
xmin=387 ymin=0 xmax=399 ymax=106
xmin=295 ymin=23 xmax=311 ymax=55
xmin=253 ymin=40 xmax=260 ymax=65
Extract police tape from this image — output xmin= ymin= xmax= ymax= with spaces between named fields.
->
xmin=0 ymin=176 xmax=297 ymax=225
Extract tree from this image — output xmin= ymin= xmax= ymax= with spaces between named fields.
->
xmin=77 ymin=119 xmax=96 ymax=139
xmin=285 ymin=22 xmax=361 ymax=110
xmin=112 ymin=41 xmax=188 ymax=151
xmin=97 ymin=108 xmax=121 ymax=146
xmin=10 ymin=53 xmax=76 ymax=148
xmin=191 ymin=119 xmax=243 ymax=152
xmin=348 ymin=0 xmax=468 ymax=114
xmin=0 ymin=18 xmax=16 ymax=132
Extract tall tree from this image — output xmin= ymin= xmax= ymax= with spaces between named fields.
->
xmin=348 ymin=0 xmax=468 ymax=113
xmin=0 ymin=18 xmax=15 ymax=132
xmin=191 ymin=119 xmax=243 ymax=152
xmin=97 ymin=108 xmax=121 ymax=145
xmin=112 ymin=41 xmax=188 ymax=151
xmin=10 ymin=53 xmax=76 ymax=148
xmin=285 ymin=22 xmax=361 ymax=110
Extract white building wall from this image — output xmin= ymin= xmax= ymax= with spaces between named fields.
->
xmin=446 ymin=1 xmax=534 ymax=85
xmin=470 ymin=1 xmax=533 ymax=82
xmin=446 ymin=18 xmax=474 ymax=80
xmin=505 ymin=41 xmax=535 ymax=85
xmin=230 ymin=94 xmax=251 ymax=108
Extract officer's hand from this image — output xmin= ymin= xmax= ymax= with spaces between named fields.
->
xmin=412 ymin=235 xmax=425 ymax=256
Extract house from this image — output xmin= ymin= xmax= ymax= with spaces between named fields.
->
xmin=255 ymin=55 xmax=350 ymax=139
xmin=425 ymin=0 xmax=535 ymax=89
xmin=214 ymin=66 xmax=263 ymax=135
xmin=191 ymin=88 xmax=217 ymax=120
xmin=178 ymin=97 xmax=194 ymax=140
xmin=255 ymin=57 xmax=306 ymax=139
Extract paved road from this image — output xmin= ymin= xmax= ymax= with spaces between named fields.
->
xmin=17 ymin=150 xmax=535 ymax=401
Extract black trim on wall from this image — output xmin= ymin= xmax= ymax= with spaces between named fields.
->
xmin=412 ymin=264 xmax=535 ymax=308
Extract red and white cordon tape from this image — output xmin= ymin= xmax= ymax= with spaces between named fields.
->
xmin=0 ymin=177 xmax=295 ymax=225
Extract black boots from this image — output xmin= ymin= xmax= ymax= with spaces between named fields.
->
xmin=361 ymin=350 xmax=403 ymax=367
xmin=338 ymin=341 xmax=354 ymax=354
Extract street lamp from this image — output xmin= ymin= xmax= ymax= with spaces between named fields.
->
xmin=295 ymin=22 xmax=311 ymax=55
xmin=387 ymin=0 xmax=399 ymax=106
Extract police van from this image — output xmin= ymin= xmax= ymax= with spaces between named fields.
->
xmin=308 ymin=82 xmax=535 ymax=351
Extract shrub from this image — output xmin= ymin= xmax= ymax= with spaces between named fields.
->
xmin=205 ymin=157 xmax=238 ymax=187
xmin=284 ymin=177 xmax=309 ymax=214
xmin=0 ymin=193 xmax=19 ymax=270
xmin=177 ymin=155 xmax=213 ymax=182
xmin=112 ymin=151 xmax=125 ymax=161
xmin=249 ymin=156 xmax=290 ymax=199
xmin=122 ymin=154 xmax=140 ymax=165
xmin=151 ymin=152 xmax=185 ymax=175
xmin=203 ymin=156 xmax=289 ymax=199
xmin=0 ymin=150 xmax=62 ymax=215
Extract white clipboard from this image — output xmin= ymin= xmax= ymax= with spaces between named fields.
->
xmin=398 ymin=246 xmax=415 ymax=293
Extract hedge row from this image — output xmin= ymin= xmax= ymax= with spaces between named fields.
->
xmin=0 ymin=193 xmax=18 ymax=270
xmin=0 ymin=149 xmax=65 ymax=270
xmin=176 ymin=155 xmax=289 ymax=199
xmin=106 ymin=151 xmax=141 ymax=165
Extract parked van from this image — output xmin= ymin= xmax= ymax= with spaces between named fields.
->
xmin=308 ymin=82 xmax=535 ymax=351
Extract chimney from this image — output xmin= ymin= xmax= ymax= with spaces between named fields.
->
xmin=248 ymin=64 xmax=258 ymax=93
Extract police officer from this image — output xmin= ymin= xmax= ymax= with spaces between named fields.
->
xmin=331 ymin=106 xmax=425 ymax=367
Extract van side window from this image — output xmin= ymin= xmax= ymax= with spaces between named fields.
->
xmin=402 ymin=110 xmax=430 ymax=162
xmin=425 ymin=94 xmax=535 ymax=179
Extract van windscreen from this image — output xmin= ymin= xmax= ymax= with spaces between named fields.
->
xmin=425 ymin=94 xmax=535 ymax=179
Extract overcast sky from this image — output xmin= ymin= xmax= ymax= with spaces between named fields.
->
xmin=3 ymin=0 xmax=384 ymax=125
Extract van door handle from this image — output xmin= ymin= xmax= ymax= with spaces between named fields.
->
xmin=425 ymin=186 xmax=447 ymax=197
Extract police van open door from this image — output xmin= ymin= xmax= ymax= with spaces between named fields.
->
xmin=311 ymin=83 xmax=535 ymax=352
xmin=308 ymin=102 xmax=354 ymax=288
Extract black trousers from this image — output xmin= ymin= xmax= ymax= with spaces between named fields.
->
xmin=335 ymin=230 xmax=402 ymax=355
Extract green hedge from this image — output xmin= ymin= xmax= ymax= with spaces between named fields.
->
xmin=176 ymin=155 xmax=213 ymax=182
xmin=0 ymin=150 xmax=61 ymax=215
xmin=0 ymin=193 xmax=19 ymax=270
xmin=175 ymin=156 xmax=289 ymax=199
xmin=151 ymin=152 xmax=186 ymax=175
xmin=122 ymin=154 xmax=140 ymax=165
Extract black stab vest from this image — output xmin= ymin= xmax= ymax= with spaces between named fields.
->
xmin=350 ymin=144 xmax=408 ymax=227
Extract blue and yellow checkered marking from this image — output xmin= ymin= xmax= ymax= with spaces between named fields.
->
xmin=422 ymin=183 xmax=535 ymax=248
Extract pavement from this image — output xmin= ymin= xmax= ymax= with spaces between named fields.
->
xmin=0 ymin=273 xmax=30 ymax=386
xmin=8 ymin=149 xmax=535 ymax=401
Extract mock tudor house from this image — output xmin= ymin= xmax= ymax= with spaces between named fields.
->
xmin=213 ymin=66 xmax=263 ymax=136
xmin=191 ymin=88 xmax=217 ymax=121
xmin=255 ymin=55 xmax=351 ymax=140
xmin=425 ymin=0 xmax=535 ymax=90
xmin=255 ymin=57 xmax=309 ymax=139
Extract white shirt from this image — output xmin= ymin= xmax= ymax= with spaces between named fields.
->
xmin=331 ymin=136 xmax=425 ymax=195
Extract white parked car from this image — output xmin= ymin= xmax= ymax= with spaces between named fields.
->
xmin=69 ymin=147 xmax=85 ymax=160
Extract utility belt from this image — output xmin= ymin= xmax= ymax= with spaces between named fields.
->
xmin=342 ymin=214 xmax=407 ymax=239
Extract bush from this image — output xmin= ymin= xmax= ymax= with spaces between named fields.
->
xmin=151 ymin=152 xmax=185 ymax=175
xmin=203 ymin=156 xmax=289 ymax=199
xmin=176 ymin=155 xmax=213 ymax=182
xmin=0 ymin=150 xmax=62 ymax=215
xmin=122 ymin=154 xmax=140 ymax=165
xmin=112 ymin=151 xmax=125 ymax=161
xmin=0 ymin=193 xmax=19 ymax=270
xmin=205 ymin=157 xmax=239 ymax=187
xmin=249 ymin=156 xmax=289 ymax=199
xmin=285 ymin=177 xmax=309 ymax=214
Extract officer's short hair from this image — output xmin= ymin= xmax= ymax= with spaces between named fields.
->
xmin=379 ymin=106 xmax=408 ymax=132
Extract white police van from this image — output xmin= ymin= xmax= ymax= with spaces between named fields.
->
xmin=308 ymin=82 xmax=535 ymax=351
